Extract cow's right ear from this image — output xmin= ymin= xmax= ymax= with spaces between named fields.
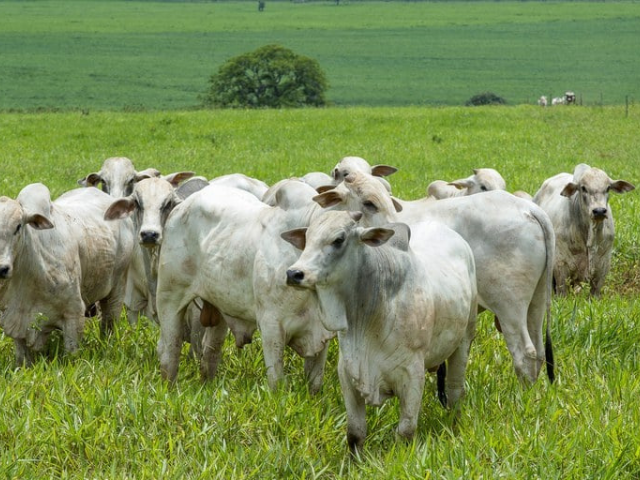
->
xmin=560 ymin=182 xmax=579 ymax=197
xmin=313 ymin=190 xmax=345 ymax=208
xmin=360 ymin=227 xmax=395 ymax=247
xmin=104 ymin=197 xmax=137 ymax=221
xmin=281 ymin=228 xmax=307 ymax=250
xmin=26 ymin=213 xmax=54 ymax=230
xmin=78 ymin=173 xmax=102 ymax=188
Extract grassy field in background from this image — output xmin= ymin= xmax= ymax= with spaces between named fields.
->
xmin=1 ymin=106 xmax=639 ymax=477
xmin=1 ymin=1 xmax=640 ymax=110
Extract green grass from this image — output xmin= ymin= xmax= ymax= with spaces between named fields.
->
xmin=1 ymin=105 xmax=640 ymax=477
xmin=1 ymin=1 xmax=640 ymax=110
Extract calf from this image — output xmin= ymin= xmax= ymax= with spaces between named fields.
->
xmin=533 ymin=164 xmax=635 ymax=297
xmin=0 ymin=184 xmax=134 ymax=365
xmin=283 ymin=211 xmax=477 ymax=452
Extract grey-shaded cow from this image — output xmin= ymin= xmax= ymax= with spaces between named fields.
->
xmin=533 ymin=163 xmax=635 ymax=297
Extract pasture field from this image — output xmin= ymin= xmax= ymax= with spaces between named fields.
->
xmin=1 ymin=1 xmax=640 ymax=110
xmin=1 ymin=106 xmax=640 ymax=478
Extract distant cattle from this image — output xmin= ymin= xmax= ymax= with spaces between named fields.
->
xmin=282 ymin=211 xmax=477 ymax=452
xmin=533 ymin=164 xmax=635 ymax=297
xmin=0 ymin=184 xmax=134 ymax=366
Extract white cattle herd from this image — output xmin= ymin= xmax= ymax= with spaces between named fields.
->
xmin=0 ymin=155 xmax=635 ymax=451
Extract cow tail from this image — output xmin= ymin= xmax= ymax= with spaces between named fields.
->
xmin=533 ymin=206 xmax=556 ymax=383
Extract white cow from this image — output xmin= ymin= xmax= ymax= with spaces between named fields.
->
xmin=320 ymin=172 xmax=555 ymax=384
xmin=104 ymin=173 xmax=208 ymax=358
xmin=427 ymin=168 xmax=507 ymax=199
xmin=282 ymin=211 xmax=477 ymax=451
xmin=0 ymin=184 xmax=134 ymax=366
xmin=538 ymin=96 xmax=548 ymax=107
xmin=156 ymin=183 xmax=336 ymax=391
xmin=533 ymin=164 xmax=635 ymax=297
xmin=78 ymin=156 xmax=161 ymax=198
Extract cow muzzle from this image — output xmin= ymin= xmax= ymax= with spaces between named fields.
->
xmin=140 ymin=230 xmax=161 ymax=246
xmin=0 ymin=264 xmax=12 ymax=279
xmin=591 ymin=207 xmax=608 ymax=221
xmin=286 ymin=269 xmax=305 ymax=286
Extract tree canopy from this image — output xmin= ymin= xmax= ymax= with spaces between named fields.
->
xmin=203 ymin=44 xmax=328 ymax=109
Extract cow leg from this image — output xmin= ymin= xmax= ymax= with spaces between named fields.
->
xmin=304 ymin=343 xmax=329 ymax=395
xmin=338 ymin=357 xmax=366 ymax=454
xmin=527 ymin=279 xmax=549 ymax=382
xmin=99 ymin=293 xmax=124 ymax=338
xmin=396 ymin=361 xmax=426 ymax=440
xmin=157 ymin=303 xmax=187 ymax=383
xmin=200 ymin=321 xmax=229 ymax=381
xmin=498 ymin=311 xmax=539 ymax=384
xmin=13 ymin=338 xmax=34 ymax=367
xmin=260 ymin=321 xmax=286 ymax=391
xmin=62 ymin=315 xmax=84 ymax=355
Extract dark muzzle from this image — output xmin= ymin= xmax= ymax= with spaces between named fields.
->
xmin=592 ymin=207 xmax=608 ymax=220
xmin=286 ymin=269 xmax=305 ymax=286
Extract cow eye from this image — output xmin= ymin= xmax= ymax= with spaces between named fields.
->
xmin=581 ymin=186 xmax=587 ymax=193
xmin=363 ymin=200 xmax=378 ymax=213
xmin=161 ymin=200 xmax=173 ymax=212
xmin=480 ymin=185 xmax=488 ymax=191
xmin=14 ymin=224 xmax=22 ymax=235
xmin=332 ymin=235 xmax=345 ymax=248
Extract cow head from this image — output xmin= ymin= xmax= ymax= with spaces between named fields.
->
xmin=104 ymin=172 xmax=194 ymax=247
xmin=313 ymin=172 xmax=402 ymax=227
xmin=0 ymin=185 xmax=55 ymax=280
xmin=448 ymin=168 xmax=507 ymax=195
xmin=78 ymin=157 xmax=161 ymax=198
xmin=561 ymin=164 xmax=635 ymax=222
xmin=331 ymin=156 xmax=398 ymax=186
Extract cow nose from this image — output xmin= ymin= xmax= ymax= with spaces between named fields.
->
xmin=592 ymin=207 xmax=607 ymax=220
xmin=0 ymin=265 xmax=11 ymax=279
xmin=140 ymin=230 xmax=160 ymax=245
xmin=286 ymin=269 xmax=305 ymax=285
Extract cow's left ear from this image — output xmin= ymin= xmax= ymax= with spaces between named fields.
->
xmin=104 ymin=197 xmax=136 ymax=221
xmin=560 ymin=182 xmax=579 ymax=197
xmin=360 ymin=227 xmax=395 ymax=247
xmin=371 ymin=165 xmax=398 ymax=178
xmin=609 ymin=180 xmax=635 ymax=194
xmin=281 ymin=228 xmax=307 ymax=250
xmin=449 ymin=175 xmax=474 ymax=190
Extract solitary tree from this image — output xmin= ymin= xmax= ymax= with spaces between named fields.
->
xmin=203 ymin=44 xmax=328 ymax=109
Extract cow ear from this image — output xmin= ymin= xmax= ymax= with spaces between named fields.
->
xmin=360 ymin=227 xmax=395 ymax=247
xmin=449 ymin=179 xmax=473 ymax=190
xmin=79 ymin=173 xmax=102 ymax=188
xmin=164 ymin=171 xmax=195 ymax=187
xmin=104 ymin=197 xmax=137 ymax=221
xmin=371 ymin=165 xmax=398 ymax=178
xmin=391 ymin=197 xmax=403 ymax=212
xmin=281 ymin=228 xmax=307 ymax=250
xmin=26 ymin=213 xmax=54 ymax=230
xmin=561 ymin=182 xmax=579 ymax=197
xmin=313 ymin=190 xmax=345 ymax=208
xmin=609 ymin=180 xmax=635 ymax=194
xmin=315 ymin=185 xmax=334 ymax=194
xmin=135 ymin=168 xmax=161 ymax=182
